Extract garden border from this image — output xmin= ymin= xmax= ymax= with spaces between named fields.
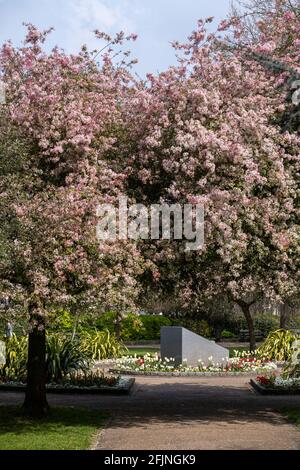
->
xmin=0 ymin=377 xmax=135 ymax=395
xmin=250 ymin=378 xmax=300 ymax=395
xmin=109 ymin=368 xmax=269 ymax=377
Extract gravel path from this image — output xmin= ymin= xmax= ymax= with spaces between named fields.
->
xmin=1 ymin=375 xmax=300 ymax=450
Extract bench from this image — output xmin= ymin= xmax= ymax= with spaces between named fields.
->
xmin=239 ymin=329 xmax=264 ymax=342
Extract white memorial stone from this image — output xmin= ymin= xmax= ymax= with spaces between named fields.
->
xmin=160 ymin=326 xmax=229 ymax=367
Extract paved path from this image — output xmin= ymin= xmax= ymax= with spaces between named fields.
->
xmin=1 ymin=376 xmax=300 ymax=450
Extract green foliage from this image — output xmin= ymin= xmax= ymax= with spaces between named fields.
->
xmin=95 ymin=312 xmax=172 ymax=341
xmin=119 ymin=313 xmax=145 ymax=341
xmin=208 ymin=312 xmax=279 ymax=338
xmin=80 ymin=329 xmax=124 ymax=360
xmin=257 ymin=329 xmax=299 ymax=361
xmin=174 ymin=318 xmax=212 ymax=338
xmin=227 ymin=312 xmax=279 ymax=337
xmin=48 ymin=309 xmax=75 ymax=333
xmin=252 ymin=314 xmax=280 ymax=338
xmin=49 ymin=308 xmax=269 ymax=342
xmin=282 ymin=340 xmax=300 ymax=379
xmin=46 ymin=335 xmax=90 ymax=383
xmin=91 ymin=311 xmax=285 ymax=342
xmin=0 ymin=329 xmax=123 ymax=383
xmin=1 ymin=333 xmax=91 ymax=383
xmin=194 ymin=319 xmax=212 ymax=338
xmin=0 ymin=334 xmax=27 ymax=380
xmin=221 ymin=330 xmax=236 ymax=339
xmin=0 ymin=319 xmax=27 ymax=337
xmin=289 ymin=315 xmax=300 ymax=329
xmin=137 ymin=315 xmax=172 ymax=340
xmin=174 ymin=311 xmax=279 ymax=340
xmin=95 ymin=311 xmax=145 ymax=340
xmin=94 ymin=311 xmax=117 ymax=332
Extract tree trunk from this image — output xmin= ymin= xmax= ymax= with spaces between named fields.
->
xmin=115 ymin=313 xmax=122 ymax=341
xmin=237 ymin=301 xmax=256 ymax=352
xmin=23 ymin=305 xmax=49 ymax=418
xmin=71 ymin=310 xmax=79 ymax=341
xmin=279 ymin=303 xmax=288 ymax=330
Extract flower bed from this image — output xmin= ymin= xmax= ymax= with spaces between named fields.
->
xmin=251 ymin=375 xmax=300 ymax=395
xmin=0 ymin=370 xmax=135 ymax=394
xmin=109 ymin=352 xmax=277 ymax=376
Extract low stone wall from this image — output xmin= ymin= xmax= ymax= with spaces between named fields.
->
xmin=109 ymin=369 xmax=263 ymax=377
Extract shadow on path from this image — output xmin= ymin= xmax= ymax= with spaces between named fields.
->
xmin=1 ymin=376 xmax=300 ymax=449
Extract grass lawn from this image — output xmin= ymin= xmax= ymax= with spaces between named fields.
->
xmin=125 ymin=346 xmax=250 ymax=358
xmin=0 ymin=406 xmax=108 ymax=450
xmin=123 ymin=347 xmax=160 ymax=356
xmin=283 ymin=408 xmax=300 ymax=427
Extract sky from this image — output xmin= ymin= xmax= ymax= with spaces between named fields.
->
xmin=0 ymin=0 xmax=232 ymax=76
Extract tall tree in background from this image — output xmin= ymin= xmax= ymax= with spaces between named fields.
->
xmin=231 ymin=0 xmax=300 ymax=132
xmin=231 ymin=0 xmax=300 ymax=41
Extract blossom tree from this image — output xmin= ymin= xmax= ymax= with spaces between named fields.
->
xmin=0 ymin=25 xmax=142 ymax=416
xmin=230 ymin=0 xmax=300 ymax=132
xmin=122 ymin=5 xmax=300 ymax=350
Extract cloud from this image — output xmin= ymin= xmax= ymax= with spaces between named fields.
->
xmin=71 ymin=0 xmax=134 ymax=31
xmin=69 ymin=0 xmax=138 ymax=39
xmin=64 ymin=0 xmax=141 ymax=52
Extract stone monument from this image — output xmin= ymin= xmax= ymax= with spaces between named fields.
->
xmin=160 ymin=326 xmax=229 ymax=366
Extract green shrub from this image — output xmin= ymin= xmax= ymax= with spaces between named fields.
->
xmin=176 ymin=318 xmax=212 ymax=338
xmin=0 ymin=319 xmax=27 ymax=337
xmin=79 ymin=329 xmax=124 ymax=360
xmin=48 ymin=309 xmax=76 ymax=333
xmin=209 ymin=312 xmax=280 ymax=338
xmin=0 ymin=334 xmax=27 ymax=380
xmin=257 ymin=329 xmax=299 ymax=361
xmin=137 ymin=315 xmax=173 ymax=340
xmin=1 ymin=333 xmax=93 ymax=383
xmin=46 ymin=335 xmax=90 ymax=382
xmin=94 ymin=311 xmax=145 ymax=340
xmin=119 ymin=313 xmax=145 ymax=341
xmin=252 ymin=314 xmax=280 ymax=337
xmin=288 ymin=315 xmax=300 ymax=330
xmin=282 ymin=339 xmax=300 ymax=379
xmin=225 ymin=313 xmax=280 ymax=337
xmin=221 ymin=330 xmax=236 ymax=339
xmin=95 ymin=312 xmax=173 ymax=341
xmin=94 ymin=311 xmax=117 ymax=333
xmin=197 ymin=320 xmax=212 ymax=338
